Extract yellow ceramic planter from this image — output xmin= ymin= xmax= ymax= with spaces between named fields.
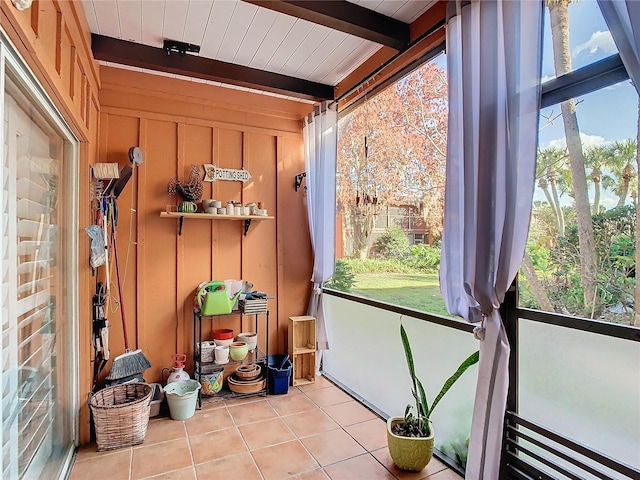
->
xmin=387 ymin=417 xmax=434 ymax=471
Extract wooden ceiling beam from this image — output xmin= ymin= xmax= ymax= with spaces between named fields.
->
xmin=91 ymin=34 xmax=334 ymax=101
xmin=243 ymin=0 xmax=410 ymax=50
xmin=335 ymin=1 xmax=447 ymax=109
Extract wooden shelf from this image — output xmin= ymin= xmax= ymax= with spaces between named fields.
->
xmin=292 ymin=347 xmax=316 ymax=354
xmin=160 ymin=211 xmax=274 ymax=221
xmin=160 ymin=211 xmax=274 ymax=235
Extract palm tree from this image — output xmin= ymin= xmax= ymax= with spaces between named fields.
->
xmin=547 ymin=0 xmax=599 ymax=316
xmin=537 ymin=146 xmax=570 ymax=236
xmin=584 ymin=145 xmax=616 ymax=214
xmin=609 ymin=139 xmax=637 ymax=207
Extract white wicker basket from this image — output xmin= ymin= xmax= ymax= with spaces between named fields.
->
xmin=198 ymin=341 xmax=216 ymax=363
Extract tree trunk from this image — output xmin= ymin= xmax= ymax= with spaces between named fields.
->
xmin=521 ymin=253 xmax=555 ymax=312
xmin=352 ymin=207 xmax=375 ymax=259
xmin=592 ymin=179 xmax=601 ymax=215
xmin=617 ymin=180 xmax=630 ymax=208
xmin=539 ymin=177 xmax=562 ymax=234
xmin=550 ymin=178 xmax=565 ymax=236
xmin=549 ymin=1 xmax=599 ymax=315
xmin=635 ymin=105 xmax=640 ymax=327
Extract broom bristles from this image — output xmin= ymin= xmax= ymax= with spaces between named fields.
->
xmin=106 ymin=349 xmax=151 ymax=380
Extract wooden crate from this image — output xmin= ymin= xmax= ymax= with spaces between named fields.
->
xmin=288 ymin=316 xmax=316 ymax=353
xmin=291 ymin=352 xmax=316 ymax=386
xmin=288 ymin=316 xmax=316 ymax=386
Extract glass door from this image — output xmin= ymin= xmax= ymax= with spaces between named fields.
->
xmin=1 ymin=35 xmax=78 ymax=480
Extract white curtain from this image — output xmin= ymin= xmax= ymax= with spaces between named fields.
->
xmin=439 ymin=1 xmax=543 ymax=479
xmin=598 ymin=0 xmax=640 ymax=92
xmin=303 ymin=101 xmax=338 ymax=372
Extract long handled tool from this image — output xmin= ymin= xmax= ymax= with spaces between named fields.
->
xmin=92 ymin=282 xmax=109 ymax=387
xmin=105 ymin=198 xmax=151 ymax=380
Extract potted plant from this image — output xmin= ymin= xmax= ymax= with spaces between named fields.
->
xmin=167 ymin=165 xmax=203 ymax=212
xmin=387 ymin=324 xmax=479 ymax=471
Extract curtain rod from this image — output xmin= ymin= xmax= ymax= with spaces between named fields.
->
xmin=329 ymin=18 xmax=446 ymax=110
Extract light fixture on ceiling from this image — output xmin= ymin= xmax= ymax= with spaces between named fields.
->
xmin=163 ymin=39 xmax=200 ymax=57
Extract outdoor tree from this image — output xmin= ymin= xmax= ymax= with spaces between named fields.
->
xmin=609 ymin=139 xmax=637 ymax=207
xmin=537 ymin=146 xmax=570 ymax=236
xmin=337 ymin=62 xmax=447 ymax=258
xmin=636 ymin=108 xmax=640 ymax=327
xmin=547 ymin=0 xmax=599 ymax=316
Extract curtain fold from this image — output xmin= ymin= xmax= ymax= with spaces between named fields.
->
xmin=439 ymin=1 xmax=543 ymax=479
xmin=303 ymin=101 xmax=338 ymax=372
xmin=598 ymin=0 xmax=640 ymax=93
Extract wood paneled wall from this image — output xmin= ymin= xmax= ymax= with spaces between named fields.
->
xmin=99 ymin=66 xmax=314 ymax=423
xmin=1 ymin=0 xmax=100 ymax=445
xmin=1 ymin=0 xmax=314 ymax=444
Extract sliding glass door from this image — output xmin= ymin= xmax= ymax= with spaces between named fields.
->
xmin=1 ymin=34 xmax=78 ymax=480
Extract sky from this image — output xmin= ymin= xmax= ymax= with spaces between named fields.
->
xmin=538 ymin=0 xmax=638 ymax=151
xmin=430 ymin=1 xmax=638 ymax=209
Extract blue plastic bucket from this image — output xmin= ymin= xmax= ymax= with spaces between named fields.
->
xmin=268 ymin=355 xmax=292 ymax=395
xmin=163 ymin=380 xmax=201 ymax=420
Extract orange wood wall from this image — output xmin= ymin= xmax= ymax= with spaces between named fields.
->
xmin=1 ymin=0 xmax=314 ymax=446
xmin=98 ymin=66 xmax=313 ymax=404
xmin=1 ymin=0 xmax=100 ymax=445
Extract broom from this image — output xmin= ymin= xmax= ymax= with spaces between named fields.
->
xmin=106 ymin=199 xmax=151 ymax=380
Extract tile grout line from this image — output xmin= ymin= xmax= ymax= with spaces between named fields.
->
xmin=182 ymin=419 xmax=198 ymax=476
xmin=280 ymin=387 xmax=370 ymax=478
xmin=300 ymin=379 xmax=405 ymax=479
xmin=225 ymin=400 xmax=267 ymax=480
xmin=267 ymin=391 xmax=326 ymax=478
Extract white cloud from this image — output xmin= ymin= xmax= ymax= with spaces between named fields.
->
xmin=541 ymin=74 xmax=555 ymax=84
xmin=572 ymin=30 xmax=616 ymax=58
xmin=546 ymin=132 xmax=609 ymax=150
xmin=600 ymin=196 xmax=617 ymax=209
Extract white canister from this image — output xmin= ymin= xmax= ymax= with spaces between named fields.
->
xmin=218 ymin=207 xmax=227 ymax=214
xmin=214 ymin=345 xmax=229 ymax=364
xmin=206 ymin=206 xmax=217 ymax=214
xmin=226 ymin=202 xmax=235 ymax=215
xmin=212 ymin=200 xmax=222 ymax=209
xmin=234 ymin=206 xmax=243 ymax=215
xmin=243 ymin=206 xmax=251 ymax=216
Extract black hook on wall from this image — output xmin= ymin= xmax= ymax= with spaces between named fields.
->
xmin=295 ymin=172 xmax=306 ymax=192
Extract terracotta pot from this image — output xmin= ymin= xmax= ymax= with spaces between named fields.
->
xmin=387 ymin=417 xmax=434 ymax=472
xmin=213 ymin=329 xmax=234 ymax=340
xmin=237 ymin=332 xmax=257 ymax=350
xmin=235 ymin=363 xmax=261 ymax=380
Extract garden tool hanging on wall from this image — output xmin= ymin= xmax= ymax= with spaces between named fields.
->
xmin=92 ymin=281 xmax=109 ymax=389
xmin=105 ymin=147 xmax=151 ymax=384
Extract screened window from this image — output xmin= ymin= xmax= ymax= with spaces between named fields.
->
xmin=521 ymin=0 xmax=639 ymax=329
xmin=332 ymin=53 xmax=450 ymax=318
xmin=1 ymin=39 xmax=78 ymax=480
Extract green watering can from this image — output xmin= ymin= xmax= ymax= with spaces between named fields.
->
xmin=197 ymin=281 xmax=242 ymax=315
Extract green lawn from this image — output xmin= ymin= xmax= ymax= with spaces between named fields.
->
xmin=350 ymin=272 xmax=451 ymax=317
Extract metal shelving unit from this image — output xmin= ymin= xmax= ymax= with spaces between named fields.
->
xmin=192 ymin=309 xmax=269 ymax=408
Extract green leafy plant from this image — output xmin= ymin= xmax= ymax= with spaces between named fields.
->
xmin=325 ymin=259 xmax=356 ymax=292
xmin=374 ymin=227 xmax=410 ymax=259
xmin=408 ymin=243 xmax=441 ymax=272
xmin=393 ymin=324 xmax=479 ymax=438
xmin=441 ymin=436 xmax=470 ymax=468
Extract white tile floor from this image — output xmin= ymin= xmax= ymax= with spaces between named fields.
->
xmin=70 ymin=377 xmax=460 ymax=480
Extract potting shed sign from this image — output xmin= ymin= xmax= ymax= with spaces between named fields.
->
xmin=203 ymin=164 xmax=252 ymax=183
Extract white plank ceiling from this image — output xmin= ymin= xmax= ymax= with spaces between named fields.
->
xmin=82 ymin=0 xmax=437 ymax=102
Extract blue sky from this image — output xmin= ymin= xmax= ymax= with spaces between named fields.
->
xmin=430 ymin=1 xmax=638 ymax=208
xmin=538 ymin=0 xmax=638 ymax=151
xmin=432 ymin=1 xmax=637 ymax=149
